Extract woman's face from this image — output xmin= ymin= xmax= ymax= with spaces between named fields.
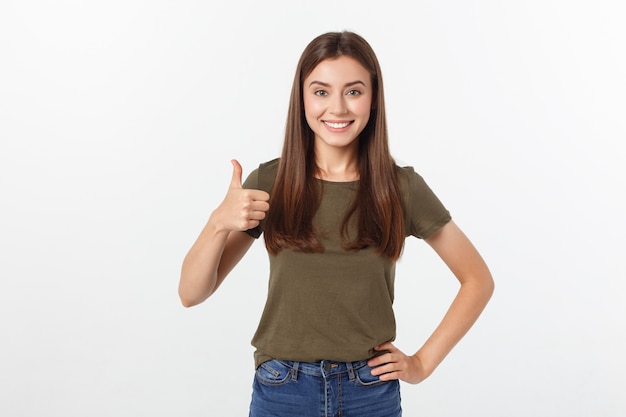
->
xmin=302 ymin=56 xmax=373 ymax=153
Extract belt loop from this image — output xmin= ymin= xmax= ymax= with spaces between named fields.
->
xmin=290 ymin=361 xmax=299 ymax=381
xmin=347 ymin=361 xmax=356 ymax=382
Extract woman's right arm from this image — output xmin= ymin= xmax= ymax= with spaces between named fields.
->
xmin=178 ymin=160 xmax=270 ymax=307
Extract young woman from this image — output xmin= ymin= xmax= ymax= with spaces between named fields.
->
xmin=179 ymin=31 xmax=494 ymax=417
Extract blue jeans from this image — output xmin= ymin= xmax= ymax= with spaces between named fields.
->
xmin=249 ymin=359 xmax=402 ymax=417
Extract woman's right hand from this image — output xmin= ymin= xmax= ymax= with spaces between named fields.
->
xmin=178 ymin=159 xmax=269 ymax=306
xmin=211 ymin=159 xmax=270 ymax=233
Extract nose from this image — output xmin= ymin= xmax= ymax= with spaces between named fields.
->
xmin=329 ymin=95 xmax=348 ymax=115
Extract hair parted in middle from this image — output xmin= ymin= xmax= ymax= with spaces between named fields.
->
xmin=264 ymin=30 xmax=405 ymax=260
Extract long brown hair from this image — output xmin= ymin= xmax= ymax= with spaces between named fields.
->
xmin=264 ymin=31 xmax=405 ymax=260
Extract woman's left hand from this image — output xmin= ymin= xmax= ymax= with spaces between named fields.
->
xmin=367 ymin=342 xmax=429 ymax=385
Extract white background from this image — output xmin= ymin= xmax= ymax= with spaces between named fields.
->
xmin=1 ymin=1 xmax=625 ymax=416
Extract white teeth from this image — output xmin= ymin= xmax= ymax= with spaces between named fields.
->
xmin=325 ymin=121 xmax=350 ymax=128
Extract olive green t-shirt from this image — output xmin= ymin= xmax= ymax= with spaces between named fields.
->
xmin=243 ymin=158 xmax=451 ymax=369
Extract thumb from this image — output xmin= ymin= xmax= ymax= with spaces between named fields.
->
xmin=230 ymin=159 xmax=243 ymax=188
xmin=375 ymin=342 xmax=395 ymax=351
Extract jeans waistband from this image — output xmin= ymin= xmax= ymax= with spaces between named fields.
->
xmin=274 ymin=359 xmax=370 ymax=378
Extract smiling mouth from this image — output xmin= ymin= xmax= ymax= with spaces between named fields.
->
xmin=324 ymin=121 xmax=352 ymax=129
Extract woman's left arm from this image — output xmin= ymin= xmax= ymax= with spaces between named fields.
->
xmin=368 ymin=220 xmax=495 ymax=384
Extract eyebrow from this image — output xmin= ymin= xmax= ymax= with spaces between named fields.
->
xmin=308 ymin=80 xmax=367 ymax=88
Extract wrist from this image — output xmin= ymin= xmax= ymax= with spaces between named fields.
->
xmin=412 ymin=351 xmax=436 ymax=379
xmin=207 ymin=209 xmax=231 ymax=234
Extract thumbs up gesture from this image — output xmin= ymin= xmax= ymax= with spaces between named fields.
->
xmin=212 ymin=160 xmax=270 ymax=232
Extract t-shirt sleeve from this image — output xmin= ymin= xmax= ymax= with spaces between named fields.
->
xmin=398 ymin=166 xmax=452 ymax=239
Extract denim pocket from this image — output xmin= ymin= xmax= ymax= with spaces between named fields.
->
xmin=354 ymin=364 xmax=388 ymax=387
xmin=255 ymin=360 xmax=292 ymax=386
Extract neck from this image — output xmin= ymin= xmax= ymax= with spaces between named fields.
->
xmin=314 ymin=156 xmax=359 ymax=182
xmin=312 ymin=137 xmax=360 ymax=181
